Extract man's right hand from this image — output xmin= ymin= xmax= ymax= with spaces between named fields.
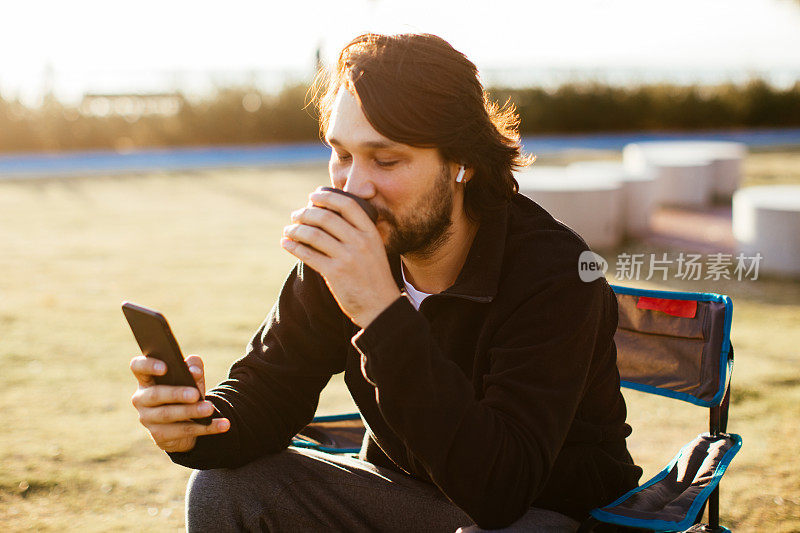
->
xmin=130 ymin=354 xmax=230 ymax=453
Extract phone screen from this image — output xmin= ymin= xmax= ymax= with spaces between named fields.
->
xmin=122 ymin=302 xmax=213 ymax=425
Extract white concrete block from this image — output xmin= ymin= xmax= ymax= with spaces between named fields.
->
xmin=567 ymin=161 xmax=656 ymax=238
xmin=623 ymin=141 xmax=745 ymax=201
xmin=516 ymin=166 xmax=623 ymax=249
xmin=732 ymin=185 xmax=800 ymax=276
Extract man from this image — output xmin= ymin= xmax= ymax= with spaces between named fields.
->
xmin=130 ymin=33 xmax=641 ymax=532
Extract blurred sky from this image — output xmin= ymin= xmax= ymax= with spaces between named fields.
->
xmin=3 ymin=0 xmax=800 ymax=105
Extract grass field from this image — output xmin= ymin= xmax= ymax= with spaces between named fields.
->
xmin=1 ymin=151 xmax=799 ymax=531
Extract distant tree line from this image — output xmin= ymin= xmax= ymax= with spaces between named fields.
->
xmin=1 ymin=79 xmax=799 ymax=154
xmin=492 ymin=80 xmax=800 ymax=132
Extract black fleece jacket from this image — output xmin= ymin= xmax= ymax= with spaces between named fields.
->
xmin=168 ymin=193 xmax=642 ymax=528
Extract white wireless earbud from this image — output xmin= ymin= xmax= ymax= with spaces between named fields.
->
xmin=455 ymin=166 xmax=466 ymax=183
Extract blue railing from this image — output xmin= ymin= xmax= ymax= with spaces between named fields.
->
xmin=2 ymin=128 xmax=799 ymax=179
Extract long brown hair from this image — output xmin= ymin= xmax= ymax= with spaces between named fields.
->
xmin=310 ymin=33 xmax=531 ymax=221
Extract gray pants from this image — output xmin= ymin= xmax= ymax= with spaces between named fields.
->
xmin=186 ymin=446 xmax=580 ymax=532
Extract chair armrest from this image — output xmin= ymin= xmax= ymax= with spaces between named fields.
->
xmin=291 ymin=412 xmax=365 ymax=454
xmin=588 ymin=433 xmax=742 ymax=532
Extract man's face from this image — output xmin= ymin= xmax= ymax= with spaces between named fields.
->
xmin=325 ymin=87 xmax=457 ymax=257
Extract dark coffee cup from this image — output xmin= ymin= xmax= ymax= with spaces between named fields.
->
xmin=319 ymin=187 xmax=379 ymax=223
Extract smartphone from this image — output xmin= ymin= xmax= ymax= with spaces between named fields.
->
xmin=121 ymin=302 xmax=213 ymax=425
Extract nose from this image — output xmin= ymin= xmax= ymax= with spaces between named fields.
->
xmin=341 ymin=159 xmax=377 ymax=199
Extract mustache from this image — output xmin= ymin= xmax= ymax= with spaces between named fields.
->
xmin=373 ymin=205 xmax=397 ymax=225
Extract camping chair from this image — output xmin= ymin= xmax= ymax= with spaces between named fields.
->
xmin=292 ymin=285 xmax=741 ymax=532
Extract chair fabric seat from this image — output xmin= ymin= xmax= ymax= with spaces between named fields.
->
xmin=590 ymin=433 xmax=742 ymax=532
xmin=293 ymin=413 xmax=365 ymax=454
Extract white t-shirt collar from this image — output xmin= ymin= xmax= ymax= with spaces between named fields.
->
xmin=401 ymin=262 xmax=433 ymax=310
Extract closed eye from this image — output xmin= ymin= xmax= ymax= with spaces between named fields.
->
xmin=375 ymin=160 xmax=399 ymax=168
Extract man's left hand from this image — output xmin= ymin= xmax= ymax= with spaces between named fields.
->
xmin=281 ymin=188 xmax=401 ymax=328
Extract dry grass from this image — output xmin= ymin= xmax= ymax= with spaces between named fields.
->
xmin=1 ymin=152 xmax=798 ymax=531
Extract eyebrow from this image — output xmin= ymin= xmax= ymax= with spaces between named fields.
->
xmin=326 ymin=137 xmax=400 ymax=150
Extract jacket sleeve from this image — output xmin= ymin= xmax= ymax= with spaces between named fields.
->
xmin=352 ymin=275 xmax=616 ymax=529
xmin=168 ymin=262 xmax=348 ymax=469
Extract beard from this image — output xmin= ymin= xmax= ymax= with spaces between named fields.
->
xmin=377 ymin=163 xmax=454 ymax=258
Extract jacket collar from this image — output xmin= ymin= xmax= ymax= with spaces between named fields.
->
xmin=388 ymin=204 xmax=509 ymax=303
